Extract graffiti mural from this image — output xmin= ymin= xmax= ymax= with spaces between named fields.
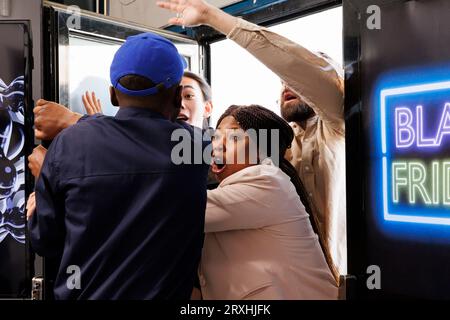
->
xmin=0 ymin=76 xmax=25 ymax=244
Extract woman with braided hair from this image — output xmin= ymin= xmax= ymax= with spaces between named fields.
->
xmin=199 ymin=105 xmax=338 ymax=300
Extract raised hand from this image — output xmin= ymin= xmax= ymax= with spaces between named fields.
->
xmin=157 ymin=0 xmax=236 ymax=35
xmin=28 ymin=145 xmax=47 ymax=178
xmin=156 ymin=0 xmax=213 ymax=27
xmin=82 ymin=91 xmax=103 ymax=115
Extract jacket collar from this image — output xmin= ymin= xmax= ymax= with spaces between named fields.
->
xmin=291 ymin=115 xmax=319 ymax=136
xmin=218 ymin=158 xmax=276 ymax=187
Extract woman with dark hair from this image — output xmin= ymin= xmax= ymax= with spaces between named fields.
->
xmin=81 ymin=71 xmax=214 ymax=130
xmin=200 ymin=105 xmax=338 ymax=300
xmin=178 ymin=71 xmax=213 ymax=129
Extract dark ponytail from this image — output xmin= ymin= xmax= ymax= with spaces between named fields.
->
xmin=279 ymin=158 xmax=340 ymax=285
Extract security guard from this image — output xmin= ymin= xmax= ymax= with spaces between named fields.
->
xmin=28 ymin=33 xmax=209 ymax=300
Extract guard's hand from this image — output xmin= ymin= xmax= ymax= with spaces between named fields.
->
xmin=28 ymin=145 xmax=47 ymax=178
xmin=82 ymin=91 xmax=103 ymax=115
xmin=156 ymin=0 xmax=212 ymax=27
xmin=26 ymin=192 xmax=36 ymax=221
xmin=34 ymin=99 xmax=82 ymax=140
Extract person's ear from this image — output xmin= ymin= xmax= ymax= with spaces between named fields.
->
xmin=203 ymin=101 xmax=213 ymax=119
xmin=110 ymin=86 xmax=119 ymax=106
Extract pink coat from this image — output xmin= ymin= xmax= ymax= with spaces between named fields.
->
xmin=199 ymin=159 xmax=338 ymax=300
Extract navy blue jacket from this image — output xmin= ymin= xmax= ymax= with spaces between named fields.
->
xmin=28 ymin=107 xmax=209 ymax=300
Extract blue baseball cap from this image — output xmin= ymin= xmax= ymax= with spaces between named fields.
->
xmin=110 ymin=32 xmax=187 ymax=96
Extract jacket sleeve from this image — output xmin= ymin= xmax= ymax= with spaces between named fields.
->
xmin=227 ymin=18 xmax=345 ymax=133
xmin=205 ymin=174 xmax=296 ymax=233
xmin=28 ymin=136 xmax=65 ymax=258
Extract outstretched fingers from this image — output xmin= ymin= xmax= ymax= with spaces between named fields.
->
xmin=156 ymin=0 xmax=185 ymax=13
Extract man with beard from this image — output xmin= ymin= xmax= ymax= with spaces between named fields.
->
xmin=158 ymin=0 xmax=347 ymax=283
xmin=279 ymin=75 xmax=346 ymax=282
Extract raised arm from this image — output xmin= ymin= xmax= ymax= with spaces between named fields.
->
xmin=157 ymin=0 xmax=344 ymax=129
xmin=206 ymin=184 xmax=272 ymax=233
xmin=28 ymin=136 xmax=65 ymax=258
xmin=34 ymin=99 xmax=82 ymax=140
xmin=205 ymin=173 xmax=301 ymax=233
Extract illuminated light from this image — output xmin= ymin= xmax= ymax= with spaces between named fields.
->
xmin=383 ymin=157 xmax=388 ymax=219
xmin=382 ymin=80 xmax=450 ymax=153
xmin=408 ymin=162 xmax=432 ymax=204
xmin=389 ymin=160 xmax=450 ymax=206
xmin=445 ymin=162 xmax=450 ymax=206
xmin=394 ymin=103 xmax=450 ymax=149
xmin=381 ymin=94 xmax=387 ymax=154
xmin=435 ymin=103 xmax=450 ymax=147
xmin=432 ymin=162 xmax=439 ymax=205
xmin=392 ymin=162 xmax=407 ymax=203
xmin=395 ymin=108 xmax=415 ymax=148
xmin=380 ymin=79 xmax=450 ymax=226
xmin=416 ymin=105 xmax=437 ymax=147
xmin=384 ymin=213 xmax=450 ymax=226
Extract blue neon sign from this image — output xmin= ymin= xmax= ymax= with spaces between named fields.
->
xmin=378 ymin=75 xmax=450 ymax=226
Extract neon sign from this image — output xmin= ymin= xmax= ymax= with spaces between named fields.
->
xmin=380 ymin=80 xmax=450 ymax=225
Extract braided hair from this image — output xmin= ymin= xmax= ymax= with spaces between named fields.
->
xmin=217 ymin=105 xmax=339 ymax=284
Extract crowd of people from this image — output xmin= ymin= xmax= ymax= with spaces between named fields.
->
xmin=26 ymin=0 xmax=346 ymax=300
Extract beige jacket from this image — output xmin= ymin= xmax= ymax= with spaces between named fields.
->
xmin=227 ymin=19 xmax=347 ymax=276
xmin=199 ymin=159 xmax=338 ymax=300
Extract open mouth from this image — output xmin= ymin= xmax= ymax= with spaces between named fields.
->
xmin=177 ymin=114 xmax=189 ymax=121
xmin=211 ymin=158 xmax=227 ymax=174
xmin=283 ymin=91 xmax=297 ymax=102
